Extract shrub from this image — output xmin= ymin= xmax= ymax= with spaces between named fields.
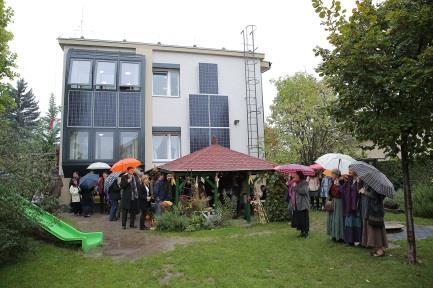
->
xmin=155 ymin=212 xmax=190 ymax=232
xmin=413 ymin=182 xmax=433 ymax=218
xmin=215 ymin=194 xmax=235 ymax=226
xmin=264 ymin=173 xmax=289 ymax=222
xmin=185 ymin=214 xmax=206 ymax=232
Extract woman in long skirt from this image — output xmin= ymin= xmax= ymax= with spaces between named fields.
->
xmin=361 ymin=185 xmax=388 ymax=257
xmin=292 ymin=171 xmax=310 ymax=238
xmin=342 ymin=168 xmax=363 ymax=245
xmin=326 ymin=169 xmax=344 ymax=241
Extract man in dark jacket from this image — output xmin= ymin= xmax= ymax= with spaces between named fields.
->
xmin=153 ymin=174 xmax=167 ymax=215
xmin=120 ymin=167 xmax=141 ymax=229
xmin=108 ymin=178 xmax=121 ymax=221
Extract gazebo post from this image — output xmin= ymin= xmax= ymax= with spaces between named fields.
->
xmin=244 ymin=174 xmax=252 ymax=223
xmin=174 ymin=175 xmax=185 ymax=206
xmin=205 ymin=176 xmax=219 ymax=209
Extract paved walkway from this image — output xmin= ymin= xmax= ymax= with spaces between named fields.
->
xmin=387 ymin=224 xmax=433 ymax=241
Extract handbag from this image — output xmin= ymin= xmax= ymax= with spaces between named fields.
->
xmin=325 ymin=199 xmax=333 ymax=212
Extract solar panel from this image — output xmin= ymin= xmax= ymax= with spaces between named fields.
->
xmin=68 ymin=90 xmax=92 ymax=127
xmin=189 ymin=94 xmax=209 ymax=126
xmin=211 ymin=128 xmax=230 ymax=148
xmin=190 ymin=128 xmax=210 ymax=153
xmin=210 ymin=96 xmax=229 ymax=127
xmin=199 ymin=63 xmax=218 ymax=94
xmin=119 ymin=92 xmax=141 ymax=127
xmin=94 ymin=91 xmax=116 ymax=127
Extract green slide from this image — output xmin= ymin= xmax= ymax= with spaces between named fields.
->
xmin=18 ymin=196 xmax=103 ymax=252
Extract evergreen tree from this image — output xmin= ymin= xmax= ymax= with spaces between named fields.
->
xmin=7 ymin=78 xmax=39 ymax=129
xmin=41 ymin=93 xmax=61 ymax=151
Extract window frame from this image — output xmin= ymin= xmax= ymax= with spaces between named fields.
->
xmin=119 ymin=62 xmax=141 ymax=91
xmin=94 ymin=131 xmax=115 ymax=160
xmin=68 ymin=130 xmax=90 ymax=161
xmin=119 ymin=131 xmax=139 ymax=159
xmin=152 ymin=132 xmax=181 ymax=162
xmin=94 ymin=61 xmax=117 ymax=90
xmin=68 ymin=59 xmax=93 ymax=89
xmin=152 ymin=69 xmax=180 ymax=97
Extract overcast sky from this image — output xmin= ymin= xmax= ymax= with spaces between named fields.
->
xmin=7 ymin=0 xmax=353 ymax=117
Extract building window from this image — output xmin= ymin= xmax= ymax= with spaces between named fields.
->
xmin=153 ymin=133 xmax=180 ymax=161
xmin=95 ymin=61 xmax=116 ymax=89
xmin=69 ymin=59 xmax=92 ymax=86
xmin=120 ymin=62 xmax=140 ymax=90
xmin=69 ymin=131 xmax=89 ymax=160
xmin=95 ymin=132 xmax=114 ymax=160
xmin=120 ymin=131 xmax=138 ymax=159
xmin=189 ymin=94 xmax=230 ymax=152
xmin=153 ymin=70 xmax=179 ymax=97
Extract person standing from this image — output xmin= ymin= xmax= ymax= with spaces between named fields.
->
xmin=98 ymin=172 xmax=108 ymax=214
xmin=139 ymin=175 xmax=152 ymax=230
xmin=153 ymin=174 xmax=167 ymax=216
xmin=291 ymin=171 xmax=310 ymax=238
xmin=307 ymin=173 xmax=321 ymax=210
xmin=326 ymin=169 xmax=344 ymax=241
xmin=69 ymin=171 xmax=80 ymax=214
xmin=320 ymin=173 xmax=332 ymax=210
xmin=69 ymin=179 xmax=81 ymax=216
xmin=342 ymin=168 xmax=363 ymax=245
xmin=108 ymin=177 xmax=121 ymax=221
xmin=120 ymin=167 xmax=141 ymax=229
xmin=361 ymin=185 xmax=388 ymax=257
xmin=80 ymin=186 xmax=93 ymax=218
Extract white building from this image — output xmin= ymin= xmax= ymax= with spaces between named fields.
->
xmin=58 ymin=38 xmax=270 ymax=187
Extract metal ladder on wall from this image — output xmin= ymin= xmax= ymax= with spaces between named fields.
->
xmin=241 ymin=25 xmax=263 ymax=158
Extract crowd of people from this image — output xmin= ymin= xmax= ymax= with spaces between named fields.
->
xmin=69 ymin=168 xmax=172 ymax=230
xmin=287 ymin=167 xmax=388 ymax=257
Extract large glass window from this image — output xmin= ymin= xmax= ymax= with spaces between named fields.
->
xmin=69 ymin=131 xmax=89 ymax=160
xmin=120 ymin=62 xmax=140 ymax=88
xmin=120 ymin=131 xmax=138 ymax=159
xmin=153 ymin=70 xmax=179 ymax=97
xmin=69 ymin=60 xmax=92 ymax=85
xmin=95 ymin=61 xmax=116 ymax=88
xmin=95 ymin=132 xmax=114 ymax=160
xmin=152 ymin=133 xmax=180 ymax=161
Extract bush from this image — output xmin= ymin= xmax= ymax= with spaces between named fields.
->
xmin=155 ymin=212 xmax=190 ymax=232
xmin=264 ymin=173 xmax=289 ymax=222
xmin=413 ymin=182 xmax=433 ymax=218
xmin=185 ymin=214 xmax=206 ymax=232
xmin=216 ymin=194 xmax=235 ymax=226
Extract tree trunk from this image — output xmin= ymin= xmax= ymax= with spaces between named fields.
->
xmin=401 ymin=134 xmax=417 ymax=264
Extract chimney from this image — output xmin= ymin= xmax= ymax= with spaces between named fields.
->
xmin=211 ymin=136 xmax=218 ymax=145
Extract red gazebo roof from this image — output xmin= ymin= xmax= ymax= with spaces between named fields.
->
xmin=158 ymin=144 xmax=275 ymax=172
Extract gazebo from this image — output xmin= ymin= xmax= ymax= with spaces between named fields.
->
xmin=158 ymin=142 xmax=275 ymax=222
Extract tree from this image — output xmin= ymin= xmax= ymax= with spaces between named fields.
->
xmin=267 ymin=72 xmax=359 ymax=165
xmin=0 ymin=0 xmax=17 ymax=114
xmin=313 ymin=0 xmax=433 ymax=263
xmin=40 ymin=93 xmax=61 ymax=151
xmin=264 ymin=124 xmax=291 ymax=164
xmin=7 ymin=78 xmax=39 ymax=129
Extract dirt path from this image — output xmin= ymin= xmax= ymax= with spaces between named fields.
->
xmin=61 ymin=213 xmax=197 ymax=261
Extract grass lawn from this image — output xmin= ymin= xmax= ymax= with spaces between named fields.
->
xmin=1 ymin=212 xmax=433 ymax=288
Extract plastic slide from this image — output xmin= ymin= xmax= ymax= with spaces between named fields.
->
xmin=18 ymin=196 xmax=103 ymax=252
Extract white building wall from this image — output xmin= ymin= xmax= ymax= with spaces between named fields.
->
xmin=151 ymin=51 xmax=265 ymax=164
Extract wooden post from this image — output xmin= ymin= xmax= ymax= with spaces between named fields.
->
xmin=244 ymin=175 xmax=251 ymax=223
xmin=175 ymin=174 xmax=180 ymax=205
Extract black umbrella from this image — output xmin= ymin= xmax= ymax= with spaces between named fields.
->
xmin=79 ymin=172 xmax=99 ymax=190
xmin=349 ymin=161 xmax=395 ymax=198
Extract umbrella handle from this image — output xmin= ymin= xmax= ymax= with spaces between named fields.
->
xmin=338 ymin=159 xmax=341 ymax=171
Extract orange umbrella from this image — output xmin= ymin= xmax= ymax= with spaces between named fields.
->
xmin=323 ymin=169 xmax=332 ymax=177
xmin=111 ymin=158 xmax=141 ymax=172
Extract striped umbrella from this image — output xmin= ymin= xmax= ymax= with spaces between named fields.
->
xmin=103 ymin=172 xmax=122 ymax=194
xmin=275 ymin=164 xmax=315 ymax=176
xmin=349 ymin=161 xmax=395 ymax=198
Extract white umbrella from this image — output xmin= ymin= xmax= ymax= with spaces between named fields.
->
xmin=315 ymin=153 xmax=356 ymax=175
xmin=87 ymin=162 xmax=111 ymax=170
